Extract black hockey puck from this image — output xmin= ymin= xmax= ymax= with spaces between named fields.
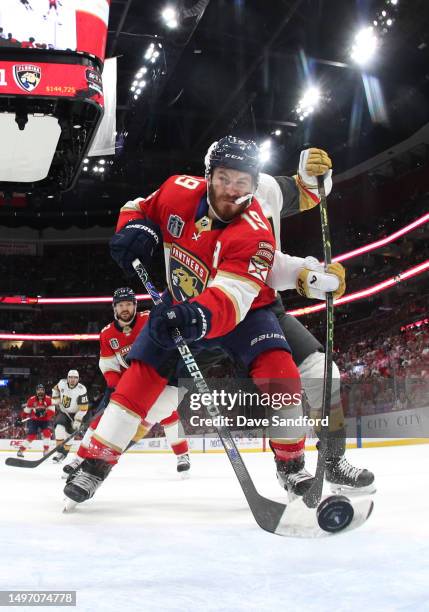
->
xmin=317 ymin=495 xmax=354 ymax=533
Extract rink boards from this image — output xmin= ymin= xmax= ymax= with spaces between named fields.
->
xmin=1 ymin=404 xmax=427 ymax=453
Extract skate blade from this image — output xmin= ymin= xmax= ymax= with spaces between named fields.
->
xmin=62 ymin=497 xmax=79 ymax=513
xmin=274 ymin=496 xmax=374 ymax=538
xmin=178 ymin=470 xmax=190 ymax=480
xmin=329 ymin=482 xmax=377 ymax=496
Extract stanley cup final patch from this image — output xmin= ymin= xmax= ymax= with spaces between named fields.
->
xmin=13 ymin=64 xmax=41 ymax=92
xmin=248 ymin=256 xmax=270 ymax=282
xmin=167 ymin=214 xmax=185 ymax=238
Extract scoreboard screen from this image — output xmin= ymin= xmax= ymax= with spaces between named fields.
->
xmin=0 ymin=0 xmax=110 ymax=63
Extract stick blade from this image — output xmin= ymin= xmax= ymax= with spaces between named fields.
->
xmin=5 ymin=456 xmax=45 ymax=468
xmin=274 ymin=496 xmax=374 ymax=538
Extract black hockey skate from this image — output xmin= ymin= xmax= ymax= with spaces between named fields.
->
xmin=177 ymin=453 xmax=190 ymax=476
xmin=52 ymin=447 xmax=69 ymax=464
xmin=17 ymin=449 xmax=25 ymax=458
xmin=62 ymin=457 xmax=83 ymax=479
xmin=275 ymin=456 xmax=315 ymax=500
xmin=325 ymin=456 xmax=376 ymax=495
xmin=63 ymin=458 xmax=111 ymax=505
xmin=318 ymin=428 xmax=376 ymax=495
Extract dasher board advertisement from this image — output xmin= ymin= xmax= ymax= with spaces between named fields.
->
xmin=0 ymin=0 xmax=110 ymax=63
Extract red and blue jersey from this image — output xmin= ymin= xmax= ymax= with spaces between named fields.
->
xmin=116 ymin=175 xmax=277 ymax=339
xmin=23 ymin=395 xmax=55 ymax=421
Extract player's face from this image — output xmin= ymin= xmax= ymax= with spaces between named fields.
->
xmin=209 ymin=167 xmax=254 ymax=221
xmin=67 ymin=376 xmax=79 ymax=388
xmin=114 ymin=300 xmax=136 ymax=323
xmin=36 ymin=389 xmax=45 ymax=399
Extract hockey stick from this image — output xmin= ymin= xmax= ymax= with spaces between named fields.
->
xmin=5 ymin=391 xmax=113 ymax=469
xmin=0 ymin=418 xmax=30 ymax=434
xmin=131 ymin=259 xmax=373 ymax=536
xmin=131 ymin=258 xmax=289 ymax=533
xmin=5 ymin=428 xmax=81 ymax=468
xmin=302 ymin=175 xmax=334 ymax=508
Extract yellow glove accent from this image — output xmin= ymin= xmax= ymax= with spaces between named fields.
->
xmin=296 ymin=263 xmax=346 ymax=300
xmin=327 ymin=262 xmax=346 ymax=299
xmin=295 ymin=175 xmax=319 ymax=211
xmin=305 ymin=148 xmax=332 ymax=176
xmin=296 ymin=268 xmax=313 ymax=298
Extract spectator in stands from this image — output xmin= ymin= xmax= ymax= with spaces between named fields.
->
xmin=22 ymin=37 xmax=36 ymax=49
xmin=7 ymin=33 xmax=20 ymax=46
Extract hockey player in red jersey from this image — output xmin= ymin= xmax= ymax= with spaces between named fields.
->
xmin=16 ymin=384 xmax=55 ymax=457
xmin=62 ymin=287 xmax=190 ymax=477
xmin=64 ymin=136 xmax=345 ymax=506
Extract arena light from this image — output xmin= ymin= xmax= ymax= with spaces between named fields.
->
xmin=131 ymin=42 xmax=163 ymax=101
xmin=333 ymin=212 xmax=429 ymax=263
xmin=0 ymin=333 xmax=100 ymax=342
xmin=287 ymin=260 xmax=429 ymax=317
xmin=144 ymin=42 xmax=156 ymax=60
xmin=90 ymin=157 xmax=112 ymax=176
xmin=259 ymin=139 xmax=272 ymax=164
xmin=295 ymin=86 xmax=321 ymax=121
xmin=162 ymin=6 xmax=179 ymax=29
xmin=42 ymin=294 xmax=151 ymax=305
xmin=350 ymin=27 xmax=379 ymax=66
xmin=401 ymin=317 xmax=428 ymax=331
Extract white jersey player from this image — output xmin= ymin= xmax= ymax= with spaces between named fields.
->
xmin=51 ymin=369 xmax=88 ymax=463
xmin=254 ymin=148 xmax=375 ymax=493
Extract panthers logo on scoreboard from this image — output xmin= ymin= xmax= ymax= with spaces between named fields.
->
xmin=13 ymin=64 xmax=42 ymax=92
xmin=169 ymin=244 xmax=209 ymax=301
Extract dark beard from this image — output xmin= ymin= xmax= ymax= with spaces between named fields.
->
xmin=207 ymin=183 xmax=233 ymax=221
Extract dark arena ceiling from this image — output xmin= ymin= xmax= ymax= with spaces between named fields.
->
xmin=4 ymin=0 xmax=429 ymax=225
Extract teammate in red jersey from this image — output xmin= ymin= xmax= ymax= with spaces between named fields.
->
xmin=64 ymin=136 xmax=318 ymax=506
xmin=62 ymin=288 xmax=190 ymax=478
xmin=16 ymin=384 xmax=55 ymax=457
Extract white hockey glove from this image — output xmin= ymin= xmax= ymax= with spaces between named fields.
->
xmin=268 ymin=252 xmax=346 ymax=300
xmin=296 ymin=260 xmax=346 ymax=300
xmin=72 ymin=414 xmax=84 ymax=430
xmin=298 ymin=148 xmax=333 ymax=196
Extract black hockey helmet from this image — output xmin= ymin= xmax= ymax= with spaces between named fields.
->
xmin=204 ymin=136 xmax=261 ymax=184
xmin=112 ymin=287 xmax=137 ymax=306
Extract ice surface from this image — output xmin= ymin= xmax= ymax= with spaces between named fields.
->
xmin=1 ymin=445 xmax=428 ymax=612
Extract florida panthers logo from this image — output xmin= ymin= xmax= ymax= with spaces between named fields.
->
xmin=13 ymin=64 xmax=41 ymax=92
xmin=169 ymin=245 xmax=209 ymax=302
xmin=172 ymin=267 xmax=199 ymax=298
